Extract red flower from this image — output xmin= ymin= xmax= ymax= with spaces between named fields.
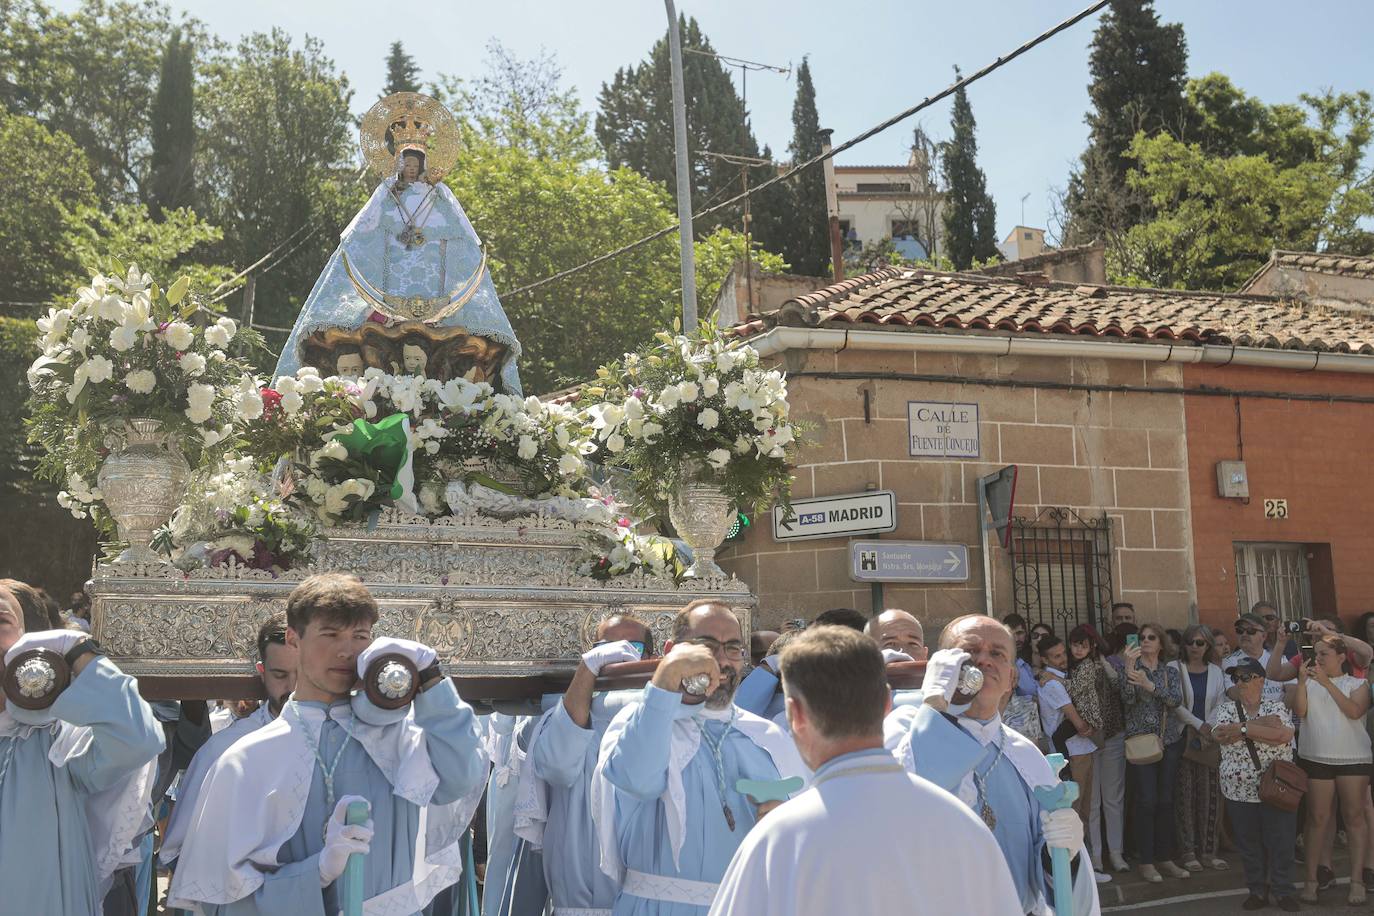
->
xmin=260 ymin=387 xmax=283 ymax=420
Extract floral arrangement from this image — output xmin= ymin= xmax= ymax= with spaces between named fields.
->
xmin=581 ymin=519 xmax=685 ymax=583
xmin=237 ymin=367 xmax=597 ymax=525
xmin=158 ymin=455 xmax=318 ymax=572
xmin=577 ymin=322 xmax=799 ymax=520
xmin=25 ymin=264 xmax=264 ymax=527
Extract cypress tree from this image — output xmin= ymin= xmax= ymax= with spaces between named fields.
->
xmin=774 ymin=58 xmax=829 ymax=277
xmin=383 ymin=41 xmax=421 ymax=96
xmin=148 ymin=29 xmax=195 ymax=217
xmin=940 ymin=70 xmax=997 ymax=269
xmin=1063 ymin=0 xmax=1188 ymax=243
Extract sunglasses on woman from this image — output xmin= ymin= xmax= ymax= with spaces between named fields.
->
xmin=1187 ymin=639 xmax=1208 ymax=647
xmin=1139 ymin=633 xmax=1159 ymax=642
xmin=1235 ymin=626 xmax=1263 ymax=636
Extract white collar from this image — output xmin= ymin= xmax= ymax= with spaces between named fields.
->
xmin=956 ymin=713 xmax=1004 ymax=746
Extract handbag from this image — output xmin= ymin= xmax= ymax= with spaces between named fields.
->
xmin=1235 ymin=700 xmax=1307 ymax=812
xmin=1125 ymin=670 xmax=1168 ymax=765
xmin=1179 ymin=667 xmax=1221 ymax=768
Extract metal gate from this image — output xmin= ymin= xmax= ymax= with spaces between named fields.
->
xmin=1010 ymin=507 xmax=1114 ymax=639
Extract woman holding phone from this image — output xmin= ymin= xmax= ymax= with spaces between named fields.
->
xmin=1121 ymin=622 xmax=1188 ymax=883
xmin=1293 ymin=634 xmax=1371 ymax=904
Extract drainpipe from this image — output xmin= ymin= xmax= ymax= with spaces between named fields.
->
xmin=818 ymin=129 xmax=844 ymax=282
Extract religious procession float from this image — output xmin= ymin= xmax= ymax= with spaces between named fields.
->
xmin=20 ymin=93 xmax=802 ymax=706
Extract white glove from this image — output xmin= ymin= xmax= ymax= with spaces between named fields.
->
xmin=1041 ymin=807 xmax=1084 ymax=852
xmin=318 ymin=796 xmax=373 ymax=887
xmin=921 ymin=648 xmax=971 ymax=706
xmin=5 ymin=629 xmax=87 ymax=665
xmin=881 ymin=648 xmax=914 ymax=665
xmin=580 ymin=640 xmax=644 ymax=675
xmin=761 ymin=654 xmax=781 ymax=675
xmin=355 ymin=637 xmax=437 ymax=679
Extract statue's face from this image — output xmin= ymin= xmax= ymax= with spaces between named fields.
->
xmin=335 ymin=352 xmax=364 ymax=377
xmin=402 ymin=343 xmax=427 ymax=374
xmin=400 ymin=155 xmax=422 ymax=182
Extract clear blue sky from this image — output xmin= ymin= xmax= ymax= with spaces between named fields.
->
xmin=52 ymin=0 xmax=1374 ymax=242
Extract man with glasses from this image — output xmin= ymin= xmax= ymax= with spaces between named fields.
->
xmin=590 ymin=599 xmax=807 ymax=914
xmin=1225 ymin=612 xmax=1287 ymax=704
xmin=516 ymin=614 xmax=656 ymax=916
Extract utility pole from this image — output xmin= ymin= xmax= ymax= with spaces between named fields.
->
xmin=664 ymin=1 xmax=697 ymax=331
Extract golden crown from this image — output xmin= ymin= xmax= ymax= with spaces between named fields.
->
xmin=360 ymin=93 xmax=461 ymax=181
xmin=389 ymin=115 xmax=434 ymax=149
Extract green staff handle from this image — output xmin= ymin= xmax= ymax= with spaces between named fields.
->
xmin=736 ymin=776 xmax=804 ymax=804
xmin=341 ymin=800 xmax=370 ymax=916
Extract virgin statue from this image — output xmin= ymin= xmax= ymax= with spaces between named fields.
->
xmin=276 ymin=92 xmax=522 ymax=393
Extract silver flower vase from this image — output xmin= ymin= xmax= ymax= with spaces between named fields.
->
xmin=97 ymin=418 xmax=191 ymax=564
xmin=667 ymin=463 xmax=735 ymax=579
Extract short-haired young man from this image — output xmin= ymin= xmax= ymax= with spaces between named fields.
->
xmin=0 ymin=582 xmax=165 ymax=914
xmin=709 ymin=626 xmax=1020 ymax=915
xmin=169 ymin=574 xmax=488 ymax=915
xmin=161 ymin=613 xmax=298 ymax=869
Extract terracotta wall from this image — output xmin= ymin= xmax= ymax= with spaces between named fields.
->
xmin=1182 ymin=363 xmax=1374 ymax=633
xmin=718 ymin=343 xmax=1197 ymax=635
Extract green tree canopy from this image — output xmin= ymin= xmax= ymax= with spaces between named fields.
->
xmin=0 ymin=113 xmax=99 ymax=302
xmin=383 ymin=40 xmax=421 ymax=96
xmin=1062 ymin=0 xmax=1188 ymax=245
xmin=1114 ymin=82 xmax=1374 ymax=289
xmin=776 ymin=58 xmax=829 ymax=277
xmin=148 ymin=27 xmax=196 ymax=216
xmin=940 ymin=72 xmax=997 ymax=269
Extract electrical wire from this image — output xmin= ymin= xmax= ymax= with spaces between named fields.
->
xmin=501 ymin=0 xmax=1111 ymax=300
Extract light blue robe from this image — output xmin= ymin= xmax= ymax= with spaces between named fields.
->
xmin=488 ymin=713 xmax=549 ymax=916
xmin=0 ymin=657 xmax=163 ymax=915
xmin=601 ymin=685 xmax=784 ymax=916
xmin=204 ymin=682 xmax=486 ymax=916
xmin=732 ymin=668 xmax=784 ymax=721
xmin=529 ymin=700 xmax=623 ymax=911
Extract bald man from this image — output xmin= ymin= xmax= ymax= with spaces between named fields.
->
xmin=864 ymin=609 xmax=927 ymax=662
xmin=885 ymin=614 xmax=1100 ymax=916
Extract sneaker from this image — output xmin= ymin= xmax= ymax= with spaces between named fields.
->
xmin=1159 ymin=860 xmax=1192 ymax=879
xmin=1139 ymin=864 xmax=1162 ymax=883
xmin=1317 ymin=864 xmax=1335 ymax=891
xmin=1241 ymin=895 xmax=1268 ymax=911
xmin=1094 ymin=870 xmax=1112 ymax=884
xmin=1109 ymin=851 xmax=1130 ymax=873
xmin=1275 ymin=896 xmax=1301 ymax=913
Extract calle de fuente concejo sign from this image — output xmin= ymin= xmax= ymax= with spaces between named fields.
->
xmin=908 ymin=401 xmax=979 ymax=458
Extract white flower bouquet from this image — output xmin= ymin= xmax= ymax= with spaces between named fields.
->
xmin=25 ymin=264 xmax=264 ymax=528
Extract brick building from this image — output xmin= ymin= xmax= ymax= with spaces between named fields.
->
xmin=717 ymin=265 xmax=1374 ymax=640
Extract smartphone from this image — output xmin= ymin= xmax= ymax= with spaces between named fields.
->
xmin=1301 ymin=645 xmax=1316 ymax=665
xmin=1125 ymin=634 xmax=1139 ymax=649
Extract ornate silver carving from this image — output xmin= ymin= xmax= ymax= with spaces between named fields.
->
xmin=681 ymin=673 xmax=712 ymax=696
xmin=667 ymin=471 xmax=734 ymax=579
xmin=376 ymin=660 xmax=414 ymax=699
xmin=90 ymin=512 xmax=755 ymax=686
xmin=97 ymin=418 xmax=190 ymax=565
xmin=16 ymin=657 xmax=56 ymax=698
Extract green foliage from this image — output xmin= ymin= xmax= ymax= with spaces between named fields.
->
xmin=0 ymin=112 xmax=99 ymax=302
xmin=693 ymin=227 xmax=788 ymax=311
xmin=594 ymin=15 xmax=775 ymax=241
xmin=1114 ymin=84 xmax=1374 ymax=289
xmin=1 ymin=0 xmax=205 ymax=203
xmin=1062 ymin=0 xmax=1189 ymax=245
xmin=0 ymin=317 xmax=39 ymax=492
xmin=195 ymin=29 xmax=362 ymax=331
xmin=941 ymin=72 xmax=997 ymax=269
xmin=776 ymin=58 xmax=829 ymax=277
xmin=64 ymin=202 xmax=233 ymax=298
xmin=148 ymin=27 xmax=196 ymax=216
xmin=383 ymin=40 xmax=421 ymax=96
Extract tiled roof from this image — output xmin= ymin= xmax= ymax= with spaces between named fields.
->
xmin=1270 ymin=250 xmax=1374 ymax=281
xmin=735 ymin=267 xmax=1374 ymax=355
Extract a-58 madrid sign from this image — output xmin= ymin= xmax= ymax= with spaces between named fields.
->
xmin=772 ymin=490 xmax=897 ymax=542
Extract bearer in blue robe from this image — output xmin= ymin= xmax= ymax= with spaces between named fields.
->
xmin=168 ymin=573 xmax=487 ymax=916
xmin=590 ymin=600 xmax=806 ymax=915
xmin=0 ymin=585 xmax=164 ymax=916
xmin=885 ymin=614 xmax=1101 ymax=916
xmin=515 ymin=615 xmax=655 ymax=915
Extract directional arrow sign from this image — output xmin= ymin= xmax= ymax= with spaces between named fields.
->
xmin=850 ymin=541 xmax=970 ymax=583
xmin=773 ymin=490 xmax=897 ymax=542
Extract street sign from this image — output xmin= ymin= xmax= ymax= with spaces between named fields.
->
xmin=850 ymin=540 xmax=969 ymax=583
xmin=772 ymin=490 xmax=897 ymax=542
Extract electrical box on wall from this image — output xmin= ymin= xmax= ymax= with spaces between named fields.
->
xmin=1216 ymin=460 xmax=1250 ymax=499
